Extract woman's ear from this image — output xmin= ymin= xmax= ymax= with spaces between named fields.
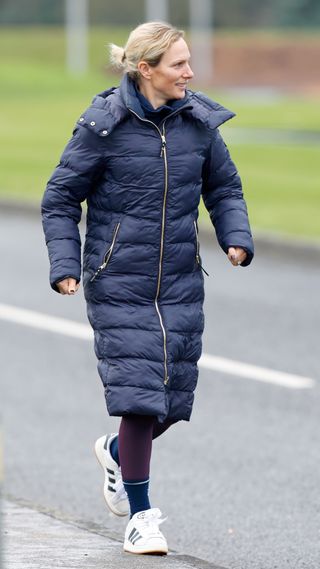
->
xmin=137 ymin=61 xmax=152 ymax=80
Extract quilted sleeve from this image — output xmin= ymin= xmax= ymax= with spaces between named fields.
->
xmin=201 ymin=129 xmax=254 ymax=266
xmin=41 ymin=124 xmax=104 ymax=292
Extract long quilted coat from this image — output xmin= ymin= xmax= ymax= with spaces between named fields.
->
xmin=41 ymin=74 xmax=254 ymax=423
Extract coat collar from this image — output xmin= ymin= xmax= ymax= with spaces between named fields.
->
xmin=186 ymin=91 xmax=236 ymax=130
xmin=117 ymin=73 xmax=235 ymax=130
xmin=119 ymin=73 xmax=191 ymax=117
xmin=119 ymin=73 xmax=144 ymax=117
xmin=81 ymin=74 xmax=235 ymax=136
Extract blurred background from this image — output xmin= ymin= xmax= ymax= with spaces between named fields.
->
xmin=0 ymin=0 xmax=319 ymax=239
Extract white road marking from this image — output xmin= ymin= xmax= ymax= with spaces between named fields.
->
xmin=0 ymin=303 xmax=315 ymax=390
xmin=0 ymin=302 xmax=92 ymax=340
xmin=199 ymin=354 xmax=315 ymax=390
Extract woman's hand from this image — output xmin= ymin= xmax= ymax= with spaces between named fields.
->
xmin=227 ymin=247 xmax=247 ymax=267
xmin=56 ymin=277 xmax=80 ymax=295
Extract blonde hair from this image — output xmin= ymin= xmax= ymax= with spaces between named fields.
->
xmin=109 ymin=21 xmax=184 ymax=81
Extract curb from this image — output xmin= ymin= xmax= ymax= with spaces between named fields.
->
xmin=3 ymin=495 xmax=227 ymax=569
xmin=0 ymin=198 xmax=41 ymax=218
xmin=2 ymin=197 xmax=320 ymax=262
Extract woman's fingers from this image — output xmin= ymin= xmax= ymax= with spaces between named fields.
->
xmin=68 ymin=278 xmax=76 ymax=294
xmin=56 ymin=278 xmax=79 ymax=295
xmin=227 ymin=247 xmax=247 ymax=266
xmin=56 ymin=279 xmax=68 ymax=294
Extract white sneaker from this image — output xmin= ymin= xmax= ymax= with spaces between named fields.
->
xmin=124 ymin=508 xmax=168 ymax=555
xmin=94 ymin=434 xmax=129 ymax=517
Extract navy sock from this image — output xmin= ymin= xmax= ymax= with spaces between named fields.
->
xmin=109 ymin=435 xmax=120 ymax=466
xmin=123 ymin=478 xmax=151 ymax=518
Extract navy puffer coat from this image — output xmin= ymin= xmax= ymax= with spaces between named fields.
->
xmin=41 ymin=74 xmax=254 ymax=423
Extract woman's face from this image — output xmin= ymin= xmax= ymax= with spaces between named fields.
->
xmin=139 ymin=38 xmax=194 ymax=104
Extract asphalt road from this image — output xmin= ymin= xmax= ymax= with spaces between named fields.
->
xmin=1 ymin=210 xmax=320 ymax=569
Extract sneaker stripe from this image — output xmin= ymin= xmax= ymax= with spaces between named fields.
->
xmin=128 ymin=528 xmax=137 ymax=541
xmin=107 ymin=485 xmax=116 ymax=493
xmin=108 ymin=476 xmax=116 ymax=484
xmin=106 ymin=468 xmax=114 ymax=475
xmin=128 ymin=528 xmax=143 ymax=544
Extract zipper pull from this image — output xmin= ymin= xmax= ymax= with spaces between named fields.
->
xmin=89 ymin=262 xmax=106 ymax=283
xmin=160 ymin=135 xmax=166 ymax=157
xmin=200 ymin=265 xmax=210 ymax=276
xmin=196 ymin=255 xmax=210 ymax=276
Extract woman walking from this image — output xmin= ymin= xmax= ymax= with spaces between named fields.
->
xmin=41 ymin=21 xmax=254 ymax=555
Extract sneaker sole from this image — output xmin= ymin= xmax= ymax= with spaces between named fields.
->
xmin=94 ymin=438 xmax=129 ymax=518
xmin=124 ymin=544 xmax=168 ymax=555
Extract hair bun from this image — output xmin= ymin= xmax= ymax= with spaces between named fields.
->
xmin=109 ymin=43 xmax=126 ymax=69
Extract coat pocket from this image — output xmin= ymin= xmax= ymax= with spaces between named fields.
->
xmin=90 ymin=222 xmax=121 ymax=282
xmin=193 ymin=220 xmax=209 ymax=276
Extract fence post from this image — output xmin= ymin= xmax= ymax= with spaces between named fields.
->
xmin=189 ymin=0 xmax=214 ymax=85
xmin=145 ymin=0 xmax=169 ymax=22
xmin=65 ymin=0 xmax=88 ymax=74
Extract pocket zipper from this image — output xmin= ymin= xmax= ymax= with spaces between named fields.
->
xmin=90 ymin=222 xmax=121 ymax=282
xmin=193 ymin=220 xmax=209 ymax=276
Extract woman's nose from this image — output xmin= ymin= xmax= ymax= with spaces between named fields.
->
xmin=183 ymin=64 xmax=194 ymax=79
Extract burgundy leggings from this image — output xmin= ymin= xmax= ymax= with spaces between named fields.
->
xmin=118 ymin=414 xmax=176 ymax=481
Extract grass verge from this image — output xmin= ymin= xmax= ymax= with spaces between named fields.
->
xmin=1 ymin=26 xmax=319 ymax=239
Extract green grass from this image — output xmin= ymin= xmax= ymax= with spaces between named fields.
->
xmin=199 ymin=143 xmax=319 ymax=238
xmin=217 ymin=97 xmax=320 ymax=131
xmin=1 ymin=26 xmax=319 ymax=239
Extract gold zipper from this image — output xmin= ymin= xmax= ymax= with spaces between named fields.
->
xmin=128 ymin=109 xmax=170 ymax=385
xmin=193 ymin=220 xmax=209 ymax=276
xmin=90 ymin=222 xmax=121 ymax=282
xmin=194 ymin=220 xmax=200 ymax=264
xmin=155 ymin=124 xmax=169 ymax=385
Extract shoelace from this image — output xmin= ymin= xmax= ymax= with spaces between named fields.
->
xmin=140 ymin=510 xmax=168 ymax=532
xmin=113 ymin=469 xmax=128 ymax=503
xmin=114 ymin=478 xmax=127 ymax=500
